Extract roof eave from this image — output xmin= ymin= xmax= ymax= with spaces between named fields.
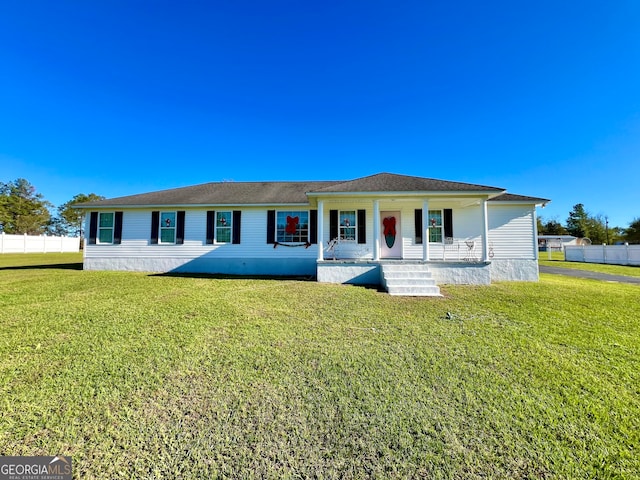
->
xmin=75 ymin=202 xmax=313 ymax=209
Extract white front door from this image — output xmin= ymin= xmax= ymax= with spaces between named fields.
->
xmin=380 ymin=211 xmax=402 ymax=258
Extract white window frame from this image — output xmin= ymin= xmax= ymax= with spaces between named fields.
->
xmin=428 ymin=209 xmax=443 ymax=244
xmin=159 ymin=211 xmax=177 ymax=244
xmin=339 ymin=210 xmax=357 ymax=241
xmin=98 ymin=212 xmax=114 ymax=244
xmin=215 ymin=211 xmax=232 ymax=244
xmin=276 ymin=210 xmax=309 ymax=243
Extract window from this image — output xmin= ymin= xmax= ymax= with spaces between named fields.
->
xmin=98 ymin=212 xmax=114 ymax=243
xmin=276 ymin=210 xmax=309 ymax=243
xmin=428 ymin=210 xmax=443 ymax=243
xmin=339 ymin=211 xmax=356 ymax=240
xmin=160 ymin=211 xmax=176 ymax=243
xmin=216 ymin=211 xmax=232 ymax=243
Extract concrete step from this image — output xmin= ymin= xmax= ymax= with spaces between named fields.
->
xmin=381 ymin=263 xmax=441 ymax=297
xmin=386 ymin=285 xmax=442 ymax=296
xmin=384 ymin=277 xmax=437 ymax=286
xmin=383 ymin=271 xmax=434 ymax=280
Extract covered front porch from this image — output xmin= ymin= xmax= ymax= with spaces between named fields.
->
xmin=313 ymin=197 xmax=493 ymax=263
xmin=307 ymin=191 xmax=541 ymax=291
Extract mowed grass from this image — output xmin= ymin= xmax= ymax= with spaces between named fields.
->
xmin=1 ymin=253 xmax=639 ymax=479
xmin=539 ymin=249 xmax=640 ymax=278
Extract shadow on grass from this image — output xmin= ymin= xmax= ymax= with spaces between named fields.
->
xmin=0 ymin=263 xmax=84 ymax=271
xmin=149 ymin=272 xmax=317 ymax=281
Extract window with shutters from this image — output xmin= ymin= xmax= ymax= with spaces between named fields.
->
xmin=160 ymin=212 xmax=176 ymax=244
xmin=216 ymin=211 xmax=232 ymax=243
xmin=276 ymin=210 xmax=309 ymax=243
xmin=98 ymin=212 xmax=114 ymax=244
xmin=339 ymin=210 xmax=356 ymax=241
xmin=428 ymin=210 xmax=443 ymax=243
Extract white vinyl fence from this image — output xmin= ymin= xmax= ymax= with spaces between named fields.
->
xmin=0 ymin=232 xmax=80 ymax=254
xmin=565 ymin=244 xmax=640 ymax=266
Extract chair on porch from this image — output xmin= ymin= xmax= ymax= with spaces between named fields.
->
xmin=464 ymin=239 xmax=477 ymax=262
xmin=443 ymin=236 xmax=457 ymax=261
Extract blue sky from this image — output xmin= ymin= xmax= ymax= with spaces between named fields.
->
xmin=1 ymin=1 xmax=639 ymax=228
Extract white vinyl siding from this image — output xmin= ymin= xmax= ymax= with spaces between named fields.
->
xmin=488 ymin=204 xmax=536 ymax=259
xmin=84 ymin=208 xmax=319 ymax=261
xmin=83 ymin=201 xmax=539 ymax=271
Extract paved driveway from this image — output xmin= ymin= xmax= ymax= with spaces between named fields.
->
xmin=539 ymin=265 xmax=640 ymax=285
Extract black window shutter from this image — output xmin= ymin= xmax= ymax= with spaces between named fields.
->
xmin=444 ymin=209 xmax=453 ymax=238
xmin=232 ymin=210 xmax=241 ymax=244
xmin=150 ymin=211 xmax=159 ymax=244
xmin=329 ymin=210 xmax=338 ymax=240
xmin=266 ymin=210 xmax=276 ymax=244
xmin=415 ymin=209 xmax=423 ymax=244
xmin=309 ymin=209 xmax=317 ymax=244
xmin=113 ymin=211 xmax=123 ymax=244
xmin=88 ymin=212 xmax=98 ymax=245
xmin=176 ymin=211 xmax=185 ymax=244
xmin=357 ymin=209 xmax=366 ymax=244
xmin=206 ymin=211 xmax=215 ymax=244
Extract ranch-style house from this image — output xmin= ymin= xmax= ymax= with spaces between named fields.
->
xmin=78 ymin=173 xmax=549 ymax=296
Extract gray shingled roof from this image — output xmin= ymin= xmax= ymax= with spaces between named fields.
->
xmin=310 ymin=172 xmax=505 ymax=194
xmin=77 ymin=173 xmax=545 ymax=207
xmin=490 ymin=193 xmax=550 ymax=204
xmin=77 ymin=181 xmax=338 ymax=207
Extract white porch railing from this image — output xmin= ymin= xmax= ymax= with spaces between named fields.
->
xmin=323 ymin=237 xmax=484 ymax=262
xmin=431 ymin=237 xmax=483 ymax=262
xmin=325 ymin=239 xmax=372 ymax=260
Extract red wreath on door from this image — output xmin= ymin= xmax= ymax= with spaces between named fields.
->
xmin=383 ymin=216 xmax=396 ymax=236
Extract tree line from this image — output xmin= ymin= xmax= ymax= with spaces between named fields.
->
xmin=538 ymin=203 xmax=640 ymax=245
xmin=0 ymin=178 xmax=103 ymax=237
xmin=2 ymin=177 xmax=639 ymax=244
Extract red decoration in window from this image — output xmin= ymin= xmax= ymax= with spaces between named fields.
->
xmin=285 ymin=215 xmax=299 ymax=234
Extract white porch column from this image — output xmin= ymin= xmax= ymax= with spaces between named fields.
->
xmin=481 ymin=198 xmax=489 ymax=262
xmin=317 ymin=200 xmax=324 ymax=261
xmin=422 ymin=200 xmax=430 ymax=261
xmin=532 ymin=207 xmax=539 ymax=261
xmin=373 ymin=199 xmax=380 ymax=260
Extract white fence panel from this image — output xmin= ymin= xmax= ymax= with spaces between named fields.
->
xmin=565 ymin=244 xmax=640 ymax=266
xmin=0 ymin=233 xmax=80 ymax=253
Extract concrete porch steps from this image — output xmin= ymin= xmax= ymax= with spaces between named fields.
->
xmin=381 ymin=263 xmax=442 ymax=296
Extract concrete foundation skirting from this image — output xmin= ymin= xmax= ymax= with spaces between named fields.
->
xmin=83 ymin=256 xmax=317 ymax=276
xmin=428 ymin=262 xmax=491 ymax=285
xmin=489 ymin=259 xmax=539 ymax=282
xmin=84 ymin=257 xmax=540 ymax=285
xmin=317 ymin=261 xmax=381 ymax=285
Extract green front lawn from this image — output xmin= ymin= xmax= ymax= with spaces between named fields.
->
xmin=1 ymin=254 xmax=638 ymax=478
